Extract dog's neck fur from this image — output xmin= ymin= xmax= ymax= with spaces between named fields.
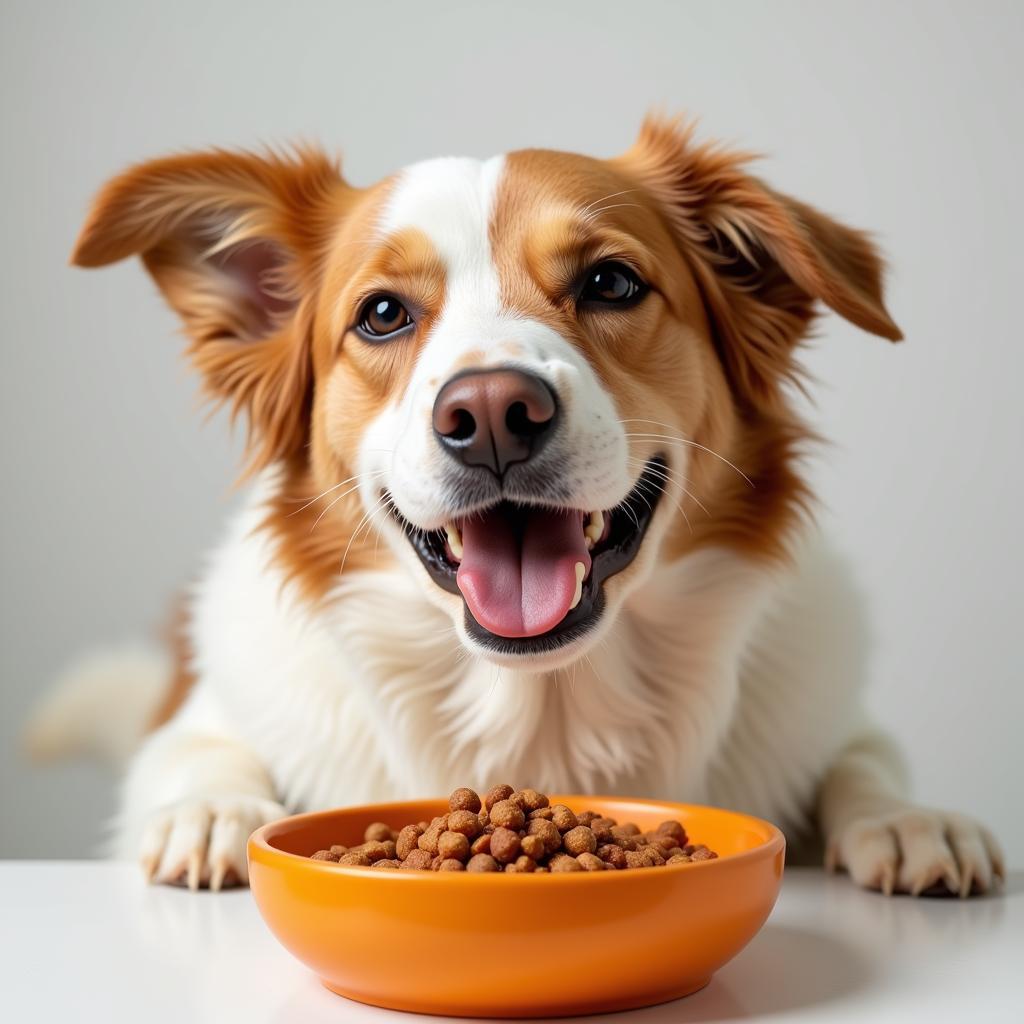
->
xmin=324 ymin=542 xmax=777 ymax=801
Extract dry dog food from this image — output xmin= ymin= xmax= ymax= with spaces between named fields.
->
xmin=309 ymin=785 xmax=719 ymax=872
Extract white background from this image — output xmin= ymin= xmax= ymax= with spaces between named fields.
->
xmin=1 ymin=0 xmax=1021 ymax=864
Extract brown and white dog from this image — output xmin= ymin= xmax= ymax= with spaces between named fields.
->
xmin=36 ymin=116 xmax=1002 ymax=894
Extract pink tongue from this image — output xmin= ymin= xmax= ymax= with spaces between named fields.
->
xmin=457 ymin=507 xmax=591 ymax=638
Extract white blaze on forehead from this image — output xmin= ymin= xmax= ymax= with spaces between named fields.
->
xmin=379 ymin=155 xmax=505 ymax=316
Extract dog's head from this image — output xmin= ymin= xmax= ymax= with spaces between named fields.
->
xmin=73 ymin=117 xmax=900 ymax=669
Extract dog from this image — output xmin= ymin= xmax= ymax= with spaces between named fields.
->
xmin=31 ymin=115 xmax=1002 ymax=895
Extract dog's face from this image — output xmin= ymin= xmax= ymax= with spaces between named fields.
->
xmin=73 ymin=118 xmax=900 ymax=669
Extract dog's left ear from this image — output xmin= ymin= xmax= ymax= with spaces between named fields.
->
xmin=617 ymin=116 xmax=902 ymax=407
xmin=71 ymin=147 xmax=349 ymax=473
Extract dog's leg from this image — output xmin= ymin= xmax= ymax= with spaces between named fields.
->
xmin=819 ymin=729 xmax=1004 ymax=897
xmin=115 ymin=711 xmax=285 ymax=891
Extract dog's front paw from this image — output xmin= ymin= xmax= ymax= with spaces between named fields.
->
xmin=826 ymin=808 xmax=1004 ymax=897
xmin=138 ymin=796 xmax=287 ymax=891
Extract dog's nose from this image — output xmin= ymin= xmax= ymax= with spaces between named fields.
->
xmin=432 ymin=368 xmax=558 ymax=475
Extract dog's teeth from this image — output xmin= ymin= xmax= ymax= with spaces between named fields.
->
xmin=569 ymin=561 xmax=586 ymax=610
xmin=584 ymin=510 xmax=605 ymax=547
xmin=444 ymin=523 xmax=463 ymax=560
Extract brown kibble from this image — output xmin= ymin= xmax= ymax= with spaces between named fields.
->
xmin=417 ymin=816 xmax=449 ymax=855
xmin=338 ymin=851 xmax=372 ymax=867
xmin=446 ymin=809 xmax=482 ymax=838
xmin=484 ymin=784 xmax=514 ymax=810
xmin=512 ymin=788 xmax=548 ymax=812
xmin=490 ymin=826 xmax=522 ymax=864
xmin=550 ymin=805 xmax=579 ymax=833
xmin=355 ymin=840 xmax=390 ymax=863
xmin=470 ymin=833 xmax=492 ymax=856
xmin=309 ymin=792 xmax=717 ymax=874
xmin=448 ymin=787 xmax=482 ymax=813
xmin=520 ymin=834 xmax=545 ymax=860
xmin=489 ymin=800 xmax=525 ymax=830
xmin=400 ymin=849 xmax=433 ymax=870
xmin=438 ymin=830 xmax=471 ymax=862
xmin=551 ymin=855 xmax=583 ymax=872
xmin=563 ymin=825 xmax=597 ymax=856
xmin=396 ymin=825 xmax=424 ymax=860
xmin=526 ymin=818 xmax=562 ymax=854
xmin=600 ymin=844 xmax=627 ymax=869
xmin=657 ymin=820 xmax=687 ymax=843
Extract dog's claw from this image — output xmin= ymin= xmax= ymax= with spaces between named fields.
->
xmin=880 ymin=863 xmax=896 ymax=897
xmin=186 ymin=849 xmax=203 ymax=891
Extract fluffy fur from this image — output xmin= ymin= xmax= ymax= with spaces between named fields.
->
xmin=35 ymin=115 xmax=1002 ymax=896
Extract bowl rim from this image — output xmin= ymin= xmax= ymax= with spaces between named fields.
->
xmin=248 ymin=796 xmax=786 ymax=885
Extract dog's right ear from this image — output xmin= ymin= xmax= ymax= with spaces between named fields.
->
xmin=71 ymin=147 xmax=351 ymax=472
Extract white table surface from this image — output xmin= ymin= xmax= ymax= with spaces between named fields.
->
xmin=0 ymin=863 xmax=1020 ymax=1023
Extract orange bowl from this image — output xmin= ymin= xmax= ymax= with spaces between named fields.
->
xmin=248 ymin=797 xmax=785 ymax=1018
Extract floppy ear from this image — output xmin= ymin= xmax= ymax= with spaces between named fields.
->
xmin=71 ymin=147 xmax=348 ymax=471
xmin=617 ymin=116 xmax=902 ymax=408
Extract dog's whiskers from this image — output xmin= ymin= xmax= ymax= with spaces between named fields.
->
xmin=287 ymin=469 xmax=386 ymax=516
xmin=621 ymin=422 xmax=754 ymax=488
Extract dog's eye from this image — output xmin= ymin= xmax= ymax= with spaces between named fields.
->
xmin=357 ymin=295 xmax=413 ymax=339
xmin=578 ymin=262 xmax=647 ymax=307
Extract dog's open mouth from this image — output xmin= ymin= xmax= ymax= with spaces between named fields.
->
xmin=391 ymin=456 xmax=667 ymax=654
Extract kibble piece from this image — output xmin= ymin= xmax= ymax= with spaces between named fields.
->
xmin=600 ymin=845 xmax=627 ymax=869
xmin=437 ymin=830 xmax=471 ymax=862
xmin=438 ymin=858 xmax=466 ymax=871
xmin=355 ymin=840 xmax=391 ymax=863
xmin=329 ymin=844 xmax=348 ymax=856
xmin=401 ymin=849 xmax=433 ymax=870
xmin=396 ymin=825 xmax=424 ymax=860
xmin=527 ymin=806 xmax=554 ymax=821
xmin=527 ymin=818 xmax=562 ymax=855
xmin=310 ymin=849 xmax=340 ymax=862
xmin=577 ymin=852 xmax=606 ymax=872
xmin=448 ymin=787 xmax=482 ymax=813
xmin=691 ymin=847 xmax=717 ymax=861
xmin=643 ymin=846 xmax=666 ymax=866
xmin=446 ymin=809 xmax=482 ymax=838
xmin=513 ymin=854 xmax=537 ymax=873
xmin=624 ymin=850 xmax=648 ymax=870
xmin=667 ymin=853 xmax=692 ymax=864
xmin=512 ymin=788 xmax=549 ymax=812
xmin=619 ymin=822 xmax=641 ymax=836
xmin=489 ymin=800 xmax=526 ymax=830
xmin=563 ymin=826 xmax=598 ymax=856
xmin=364 ymin=821 xmax=393 ymax=843
xmin=466 ymin=853 xmax=500 ymax=873
xmin=484 ymin=784 xmax=515 ymax=811
xmin=372 ymin=859 xmax=400 ymax=869
xmin=490 ymin=827 xmax=522 ymax=864
xmin=551 ymin=855 xmax=583 ymax=872
xmin=590 ymin=818 xmax=615 ymax=842
xmin=550 ymin=805 xmax=578 ymax=833
xmin=431 ymin=856 xmax=442 ymax=870
xmin=577 ymin=811 xmax=599 ymax=827
xmin=651 ymin=834 xmax=678 ymax=854
xmin=657 ymin=820 xmax=687 ymax=843
xmin=417 ymin=816 xmax=449 ymax=855
xmin=470 ymin=833 xmax=492 ymax=856
xmin=520 ymin=834 xmax=545 ymax=860
xmin=338 ymin=851 xmax=372 ymax=867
